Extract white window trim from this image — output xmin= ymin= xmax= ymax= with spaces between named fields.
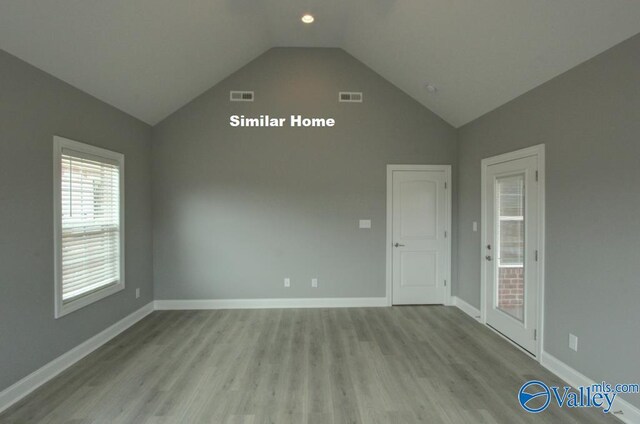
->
xmin=498 ymin=216 xmax=524 ymax=221
xmin=53 ymin=136 xmax=125 ymax=318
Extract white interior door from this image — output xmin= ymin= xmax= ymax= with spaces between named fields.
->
xmin=484 ymin=154 xmax=540 ymax=355
xmin=391 ymin=168 xmax=449 ymax=305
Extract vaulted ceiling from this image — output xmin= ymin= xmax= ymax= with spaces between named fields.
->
xmin=1 ymin=0 xmax=639 ymax=127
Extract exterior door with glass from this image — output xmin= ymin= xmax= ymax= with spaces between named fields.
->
xmin=484 ymin=153 xmax=540 ymax=355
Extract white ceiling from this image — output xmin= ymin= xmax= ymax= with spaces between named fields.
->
xmin=1 ymin=0 xmax=639 ymax=127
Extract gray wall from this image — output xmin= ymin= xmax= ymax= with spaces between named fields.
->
xmin=152 ymin=48 xmax=457 ymax=300
xmin=0 ymin=50 xmax=154 ymax=393
xmin=457 ymin=34 xmax=640 ymax=407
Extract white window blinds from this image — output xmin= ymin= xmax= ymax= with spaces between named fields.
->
xmin=54 ymin=136 xmax=124 ymax=318
xmin=60 ymin=149 xmax=121 ymax=302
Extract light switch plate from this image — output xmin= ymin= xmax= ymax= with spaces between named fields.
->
xmin=473 ymin=221 xmax=478 ymax=232
xmin=284 ymin=278 xmax=291 ymax=288
xmin=359 ymin=219 xmax=371 ymax=229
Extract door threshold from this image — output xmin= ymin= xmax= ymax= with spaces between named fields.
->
xmin=486 ymin=322 xmax=537 ymax=360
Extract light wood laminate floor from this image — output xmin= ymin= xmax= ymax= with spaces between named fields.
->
xmin=0 ymin=306 xmax=619 ymax=423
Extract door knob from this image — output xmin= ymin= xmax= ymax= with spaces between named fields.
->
xmin=485 ymin=255 xmax=492 ymax=261
xmin=394 ymin=243 xmax=405 ymax=247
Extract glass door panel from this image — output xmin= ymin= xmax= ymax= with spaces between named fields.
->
xmin=495 ymin=174 xmax=525 ymax=322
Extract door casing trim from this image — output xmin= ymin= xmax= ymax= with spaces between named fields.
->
xmin=480 ymin=144 xmax=546 ymax=360
xmin=386 ymin=164 xmax=452 ymax=307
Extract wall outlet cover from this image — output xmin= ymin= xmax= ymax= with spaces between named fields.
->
xmin=312 ymin=278 xmax=318 ymax=288
xmin=569 ymin=333 xmax=578 ymax=351
xmin=284 ymin=278 xmax=291 ymax=288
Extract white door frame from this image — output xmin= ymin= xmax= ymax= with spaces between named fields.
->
xmin=386 ymin=164 xmax=452 ymax=306
xmin=480 ymin=144 xmax=546 ymax=359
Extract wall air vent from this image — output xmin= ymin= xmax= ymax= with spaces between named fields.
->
xmin=230 ymin=91 xmax=254 ymax=102
xmin=339 ymin=92 xmax=363 ymax=103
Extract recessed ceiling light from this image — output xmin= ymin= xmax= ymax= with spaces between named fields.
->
xmin=301 ymin=14 xmax=314 ymax=24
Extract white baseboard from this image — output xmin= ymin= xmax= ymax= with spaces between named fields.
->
xmin=154 ymin=297 xmax=388 ymax=310
xmin=541 ymin=351 xmax=640 ymax=424
xmin=0 ymin=302 xmax=154 ymax=415
xmin=451 ymin=296 xmax=482 ymax=321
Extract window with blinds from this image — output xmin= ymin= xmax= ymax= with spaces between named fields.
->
xmin=54 ymin=136 xmax=124 ymax=318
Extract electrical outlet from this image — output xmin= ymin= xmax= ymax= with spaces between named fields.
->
xmin=569 ymin=333 xmax=578 ymax=351
xmin=473 ymin=221 xmax=478 ymax=232
xmin=284 ymin=278 xmax=291 ymax=288
xmin=135 ymin=288 xmax=140 ymax=299
xmin=312 ymin=278 xmax=318 ymax=288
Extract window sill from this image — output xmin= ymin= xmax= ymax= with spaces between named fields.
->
xmin=55 ymin=281 xmax=125 ymax=319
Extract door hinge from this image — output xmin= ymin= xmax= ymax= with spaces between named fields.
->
xmin=535 ymin=170 xmax=539 ymax=182
xmin=445 ymin=181 xmax=448 ymax=189
xmin=444 ymin=230 xmax=448 ymax=238
xmin=444 ymin=279 xmax=447 ymax=287
xmin=534 ymin=329 xmax=537 ymax=341
xmin=535 ymin=250 xmax=539 ymax=261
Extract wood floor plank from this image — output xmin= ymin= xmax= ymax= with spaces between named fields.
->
xmin=0 ymin=307 xmax=621 ymax=424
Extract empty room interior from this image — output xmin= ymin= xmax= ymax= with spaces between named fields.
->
xmin=1 ymin=1 xmax=639 ymax=423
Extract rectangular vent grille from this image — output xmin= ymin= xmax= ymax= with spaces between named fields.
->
xmin=339 ymin=92 xmax=363 ymax=103
xmin=230 ymin=91 xmax=254 ymax=102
